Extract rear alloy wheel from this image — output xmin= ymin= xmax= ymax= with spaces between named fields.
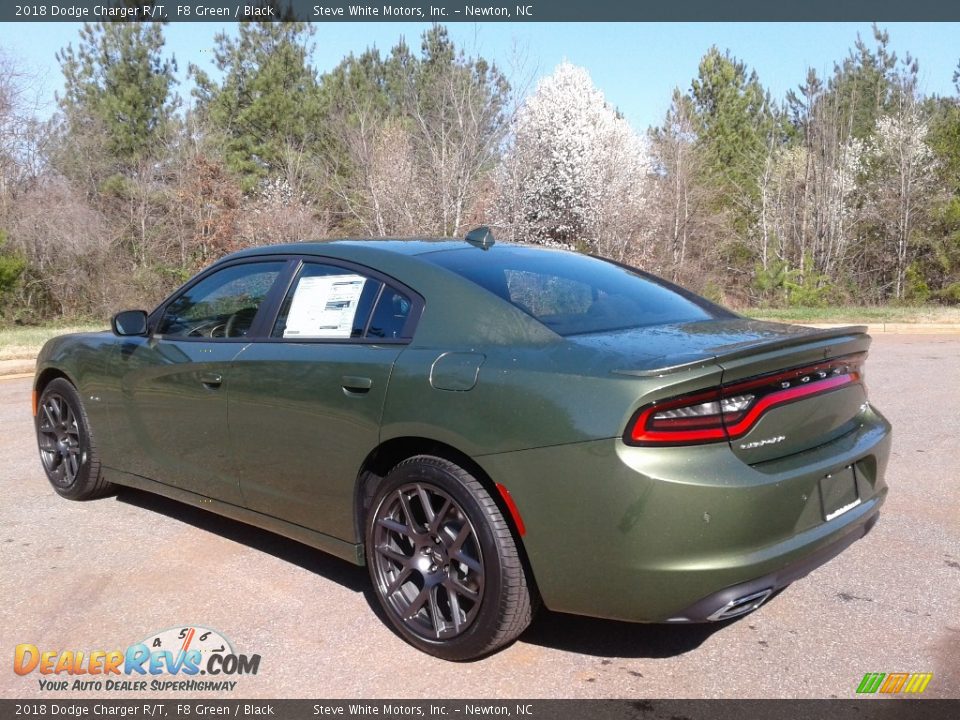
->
xmin=36 ymin=378 xmax=112 ymax=500
xmin=366 ymin=456 xmax=533 ymax=660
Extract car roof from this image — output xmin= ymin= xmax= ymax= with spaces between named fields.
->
xmin=220 ymin=238 xmax=564 ymax=347
xmin=221 ymin=238 xmax=575 ymax=284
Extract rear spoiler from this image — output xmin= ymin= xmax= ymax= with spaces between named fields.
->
xmin=613 ymin=325 xmax=869 ymax=378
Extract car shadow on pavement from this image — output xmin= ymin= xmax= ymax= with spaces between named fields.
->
xmin=518 ymin=609 xmax=727 ymax=659
xmin=114 ymin=487 xmax=370 ymax=594
xmin=115 ymin=487 xmax=733 ymax=660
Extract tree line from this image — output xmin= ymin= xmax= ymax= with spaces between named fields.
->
xmin=1 ymin=22 xmax=958 ymax=323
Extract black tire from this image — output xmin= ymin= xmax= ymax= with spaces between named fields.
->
xmin=35 ymin=377 xmax=113 ymax=501
xmin=365 ymin=455 xmax=533 ymax=660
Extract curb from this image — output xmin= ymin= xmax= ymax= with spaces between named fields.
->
xmin=0 ymin=359 xmax=35 ymax=380
xmin=784 ymin=322 xmax=960 ymax=334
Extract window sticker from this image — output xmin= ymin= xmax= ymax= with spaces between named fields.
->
xmin=283 ymin=274 xmax=367 ymax=338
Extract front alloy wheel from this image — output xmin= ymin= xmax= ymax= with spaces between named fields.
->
xmin=35 ymin=377 xmax=112 ymax=500
xmin=366 ymin=456 xmax=534 ymax=660
xmin=37 ymin=391 xmax=83 ymax=488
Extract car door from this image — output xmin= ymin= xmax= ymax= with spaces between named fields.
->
xmin=227 ymin=259 xmax=421 ymax=541
xmin=110 ymin=259 xmax=290 ymax=505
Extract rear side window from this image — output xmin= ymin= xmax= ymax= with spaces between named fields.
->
xmin=273 ymin=264 xmax=381 ymax=339
xmin=424 ymin=246 xmax=718 ymax=336
xmin=366 ymin=287 xmax=413 ymax=340
xmin=271 ymin=262 xmax=414 ymax=341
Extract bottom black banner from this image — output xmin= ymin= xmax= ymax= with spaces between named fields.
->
xmin=2 ymin=699 xmax=957 ymax=720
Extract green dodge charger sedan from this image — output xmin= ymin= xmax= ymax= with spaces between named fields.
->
xmin=33 ymin=230 xmax=890 ymax=660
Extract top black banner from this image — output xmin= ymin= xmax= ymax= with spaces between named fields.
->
xmin=4 ymin=0 xmax=960 ymax=23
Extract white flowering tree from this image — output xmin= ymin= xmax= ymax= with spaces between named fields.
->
xmin=496 ymin=62 xmax=652 ymax=260
xmin=864 ymin=96 xmax=938 ymax=299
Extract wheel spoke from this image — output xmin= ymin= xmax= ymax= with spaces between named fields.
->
xmin=416 ymin=484 xmax=435 ymax=524
xmin=428 ymin=498 xmax=452 ymax=534
xmin=397 ymin=491 xmax=419 ymax=534
xmin=449 ymin=522 xmax=471 ymax=555
xmin=452 ymin=549 xmax=482 ymax=575
xmin=66 ymin=453 xmax=79 ymax=480
xmin=385 ymin=567 xmax=413 ymax=596
xmin=447 ymin=587 xmax=463 ymax=633
xmin=375 ymin=543 xmax=410 ymax=569
xmin=426 ymin=586 xmax=443 ymax=636
xmin=42 ymin=404 xmax=57 ymax=429
xmin=404 ymin=586 xmax=430 ymax=620
xmin=445 ymin=576 xmax=480 ymax=602
xmin=377 ymin=517 xmax=411 ymax=538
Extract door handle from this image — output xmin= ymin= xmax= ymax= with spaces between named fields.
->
xmin=341 ymin=375 xmax=373 ymax=395
xmin=199 ymin=372 xmax=223 ymax=388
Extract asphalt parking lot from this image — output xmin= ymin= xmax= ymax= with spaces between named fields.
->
xmin=1 ymin=334 xmax=958 ymax=699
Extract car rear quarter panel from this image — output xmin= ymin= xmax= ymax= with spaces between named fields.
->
xmin=379 ymin=345 xmax=726 ymax=456
xmin=475 ymin=405 xmax=890 ymax=621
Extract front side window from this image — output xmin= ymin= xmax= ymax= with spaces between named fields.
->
xmin=158 ymin=262 xmax=285 ymax=339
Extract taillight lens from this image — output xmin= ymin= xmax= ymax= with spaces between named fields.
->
xmin=626 ymin=353 xmax=866 ymax=446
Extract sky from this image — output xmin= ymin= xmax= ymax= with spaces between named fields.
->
xmin=2 ymin=21 xmax=959 ymax=133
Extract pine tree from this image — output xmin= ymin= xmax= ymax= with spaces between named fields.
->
xmin=191 ymin=22 xmax=323 ymax=193
xmin=57 ymin=22 xmax=177 ymax=171
xmin=689 ymin=47 xmax=783 ymax=227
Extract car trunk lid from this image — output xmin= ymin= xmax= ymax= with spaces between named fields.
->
xmin=602 ymin=319 xmax=871 ymax=463
xmin=713 ymin=327 xmax=870 ymax=463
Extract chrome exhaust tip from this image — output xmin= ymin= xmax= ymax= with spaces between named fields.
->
xmin=707 ymin=588 xmax=774 ymax=621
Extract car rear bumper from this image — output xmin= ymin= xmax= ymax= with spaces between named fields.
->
xmin=476 ymin=404 xmax=891 ymax=623
xmin=665 ymin=504 xmax=881 ymax=622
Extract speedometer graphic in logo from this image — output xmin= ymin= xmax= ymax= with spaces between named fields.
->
xmin=139 ymin=626 xmax=233 ymax=669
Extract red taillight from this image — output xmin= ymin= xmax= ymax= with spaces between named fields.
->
xmin=628 ymin=389 xmax=728 ymax=444
xmin=625 ymin=353 xmax=865 ymax=446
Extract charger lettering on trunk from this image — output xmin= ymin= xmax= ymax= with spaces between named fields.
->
xmin=740 ymin=435 xmax=786 ymax=450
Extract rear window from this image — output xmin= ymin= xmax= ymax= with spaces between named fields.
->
xmin=423 ymin=246 xmax=717 ymax=336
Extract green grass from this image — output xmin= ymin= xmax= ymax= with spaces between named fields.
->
xmin=747 ymin=305 xmax=960 ymax=324
xmin=0 ymin=323 xmax=107 ymax=361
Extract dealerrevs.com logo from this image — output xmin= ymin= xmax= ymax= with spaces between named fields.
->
xmin=14 ymin=626 xmax=261 ymax=692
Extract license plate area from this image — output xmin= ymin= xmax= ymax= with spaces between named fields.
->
xmin=820 ymin=465 xmax=861 ymax=521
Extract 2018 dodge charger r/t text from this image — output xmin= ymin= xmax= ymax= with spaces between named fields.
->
xmin=33 ymin=229 xmax=890 ymax=660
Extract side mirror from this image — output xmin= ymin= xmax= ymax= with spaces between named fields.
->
xmin=112 ymin=310 xmax=149 ymax=337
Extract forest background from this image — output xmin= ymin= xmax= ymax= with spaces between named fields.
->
xmin=1 ymin=21 xmax=959 ymax=326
